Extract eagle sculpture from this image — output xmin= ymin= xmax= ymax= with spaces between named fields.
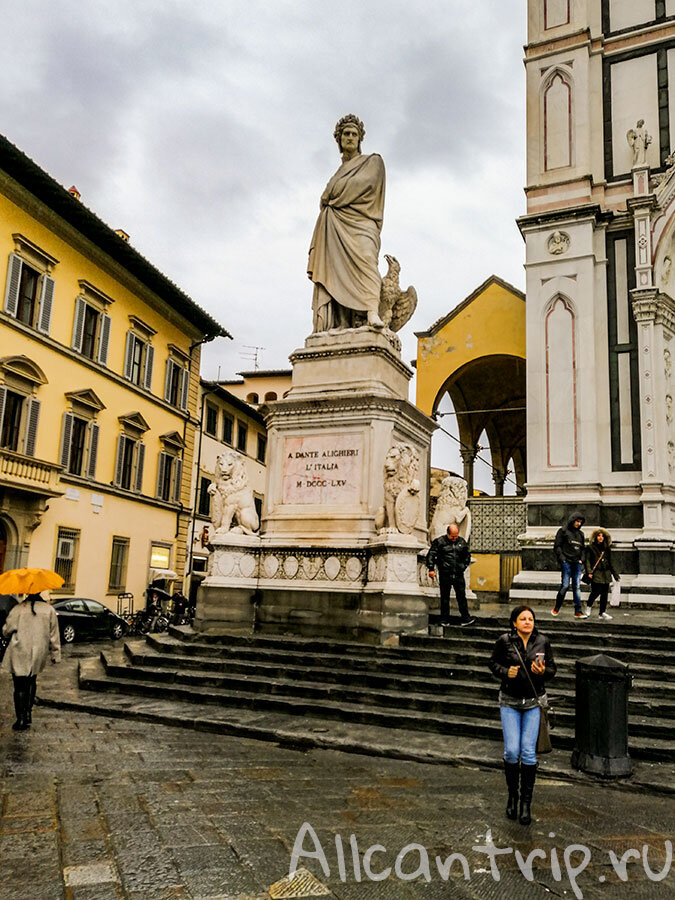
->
xmin=379 ymin=254 xmax=417 ymax=332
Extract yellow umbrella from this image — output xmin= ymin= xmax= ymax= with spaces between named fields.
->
xmin=0 ymin=568 xmax=64 ymax=594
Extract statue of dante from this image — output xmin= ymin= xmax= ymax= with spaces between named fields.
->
xmin=308 ymin=114 xmax=385 ymax=331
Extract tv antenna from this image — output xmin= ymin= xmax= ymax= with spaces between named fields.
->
xmin=240 ymin=345 xmax=265 ymax=371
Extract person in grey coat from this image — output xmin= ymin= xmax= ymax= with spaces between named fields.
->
xmin=2 ymin=593 xmax=60 ymax=730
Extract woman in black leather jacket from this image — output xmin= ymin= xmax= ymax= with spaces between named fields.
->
xmin=489 ymin=605 xmax=557 ymax=825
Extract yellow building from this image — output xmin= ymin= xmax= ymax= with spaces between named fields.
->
xmin=0 ymin=132 xmax=229 ymax=611
xmin=186 ymin=379 xmax=268 ymax=603
xmin=415 ymin=275 xmax=526 ymax=598
xmin=415 ymin=275 xmax=526 ymax=493
xmin=220 ymin=369 xmax=292 ymax=406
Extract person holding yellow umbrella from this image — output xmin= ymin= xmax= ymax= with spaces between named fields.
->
xmin=0 ymin=569 xmax=62 ymax=731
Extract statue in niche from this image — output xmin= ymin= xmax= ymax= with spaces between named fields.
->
xmin=627 ymin=119 xmax=652 ymax=167
xmin=308 ymin=115 xmax=418 ymax=334
xmin=375 ymin=442 xmax=421 ymax=535
xmin=430 ymin=474 xmax=472 ymax=542
xmin=209 ymin=450 xmax=260 ymax=535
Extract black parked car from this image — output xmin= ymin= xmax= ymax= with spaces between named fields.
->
xmin=52 ymin=598 xmax=127 ymax=643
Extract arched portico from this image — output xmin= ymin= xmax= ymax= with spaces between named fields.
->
xmin=415 ymin=276 xmax=526 ymax=494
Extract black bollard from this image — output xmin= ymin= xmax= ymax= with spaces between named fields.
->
xmin=571 ymin=653 xmax=632 ymax=777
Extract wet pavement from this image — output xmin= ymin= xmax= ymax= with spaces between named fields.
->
xmin=0 ymin=639 xmax=673 ymax=899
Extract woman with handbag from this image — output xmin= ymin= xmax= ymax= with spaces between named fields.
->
xmin=489 ymin=605 xmax=557 ymax=825
xmin=584 ymin=529 xmax=620 ymax=620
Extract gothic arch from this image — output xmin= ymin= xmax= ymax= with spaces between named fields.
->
xmin=544 ymin=296 xmax=578 ymax=468
xmin=541 ymin=66 xmax=574 ymax=171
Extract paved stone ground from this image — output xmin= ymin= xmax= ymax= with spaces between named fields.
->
xmin=0 ymin=643 xmax=673 ymax=899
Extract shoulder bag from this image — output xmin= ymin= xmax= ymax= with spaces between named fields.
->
xmin=511 ymin=639 xmax=553 ymax=754
xmin=581 ymin=551 xmax=604 ymax=585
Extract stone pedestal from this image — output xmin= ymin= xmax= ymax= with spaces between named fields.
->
xmin=196 ymin=326 xmax=437 ymax=642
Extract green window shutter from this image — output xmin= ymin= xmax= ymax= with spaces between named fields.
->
xmin=179 ymin=368 xmax=190 ymax=412
xmin=123 ymin=332 xmax=134 ymax=380
xmin=23 ymin=398 xmax=41 ymax=457
xmin=163 ymin=359 xmax=174 ymax=402
xmin=0 ymin=386 xmax=6 ymax=437
xmin=71 ymin=297 xmax=86 ymax=351
xmin=37 ymin=275 xmax=55 ymax=335
xmin=4 ymin=254 xmax=22 ymax=317
xmin=156 ymin=451 xmax=168 ymax=499
xmin=87 ymin=422 xmax=100 ymax=479
xmin=97 ymin=313 xmax=111 ymax=366
xmin=134 ymin=442 xmax=145 ymax=493
xmin=113 ymin=435 xmax=125 ymax=487
xmin=59 ymin=412 xmax=74 ymax=469
xmin=143 ymin=344 xmax=154 ymax=391
xmin=173 ymin=457 xmax=183 ymax=503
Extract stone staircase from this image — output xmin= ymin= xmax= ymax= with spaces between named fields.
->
xmin=74 ymin=617 xmax=675 ymax=762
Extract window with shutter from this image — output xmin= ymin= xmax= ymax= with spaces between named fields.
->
xmin=23 ymin=398 xmax=40 ymax=457
xmin=16 ymin=264 xmax=40 ymax=327
xmin=143 ymin=344 xmax=154 ymax=391
xmin=0 ymin=391 xmax=24 ymax=451
xmin=123 ymin=332 xmax=134 ymax=381
xmin=0 ymin=387 xmax=6 ymax=439
xmin=37 ymin=276 xmax=55 ymax=335
xmin=98 ymin=313 xmax=111 ymax=366
xmin=179 ymin=368 xmax=190 ymax=411
xmin=71 ymin=297 xmax=87 ymax=352
xmin=87 ymin=422 xmax=99 ymax=479
xmin=81 ymin=304 xmax=100 ymax=359
xmin=68 ymin=417 xmax=87 ymax=475
xmin=156 ymin=451 xmax=168 ymax=500
xmin=164 ymin=359 xmax=175 ymax=402
xmin=173 ymin=458 xmax=183 ymax=503
xmin=113 ymin=435 xmax=125 ymax=487
xmin=4 ymin=254 xmax=22 ymax=317
xmin=59 ymin=412 xmax=75 ymax=469
xmin=134 ymin=442 xmax=145 ymax=493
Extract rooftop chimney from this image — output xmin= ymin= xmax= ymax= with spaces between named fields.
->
xmin=68 ymin=185 xmax=81 ymax=199
xmin=115 ymin=229 xmax=130 ymax=242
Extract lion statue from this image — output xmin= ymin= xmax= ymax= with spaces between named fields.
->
xmin=375 ymin=442 xmax=421 ymax=535
xmin=430 ymin=474 xmax=471 ymax=542
xmin=208 ymin=450 xmax=260 ymax=535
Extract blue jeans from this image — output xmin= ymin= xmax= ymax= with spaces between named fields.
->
xmin=500 ymin=705 xmax=541 ymax=765
xmin=555 ymin=560 xmax=582 ymax=612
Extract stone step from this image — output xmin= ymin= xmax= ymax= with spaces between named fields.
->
xmin=126 ymin=644 xmax=675 ymax=704
xmin=406 ymin=634 xmax=674 ymax=669
xmin=145 ymin=633 xmax=675 ymax=684
xmin=78 ymin=658 xmax=675 ymax=761
xmin=101 ymin=651 xmax=675 ymax=741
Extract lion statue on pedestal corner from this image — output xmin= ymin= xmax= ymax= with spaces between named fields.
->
xmin=375 ymin=442 xmax=421 ymax=535
xmin=430 ymin=474 xmax=471 ymax=542
xmin=208 ymin=449 xmax=260 ymax=535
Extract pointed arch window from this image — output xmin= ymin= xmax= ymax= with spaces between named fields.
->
xmin=543 ymin=71 xmax=573 ymax=171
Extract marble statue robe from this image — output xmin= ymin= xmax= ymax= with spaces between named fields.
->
xmin=308 ymin=153 xmax=385 ymax=329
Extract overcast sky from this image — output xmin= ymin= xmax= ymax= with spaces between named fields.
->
xmin=2 ymin=1 xmax=527 ymax=490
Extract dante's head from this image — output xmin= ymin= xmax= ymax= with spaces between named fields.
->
xmin=334 ymin=114 xmax=365 ymax=153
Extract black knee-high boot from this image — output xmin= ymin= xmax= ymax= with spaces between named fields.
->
xmin=26 ymin=676 xmax=37 ymax=724
xmin=519 ymin=764 xmax=537 ymax=825
xmin=504 ymin=762 xmax=520 ymax=820
xmin=11 ymin=677 xmax=29 ymax=731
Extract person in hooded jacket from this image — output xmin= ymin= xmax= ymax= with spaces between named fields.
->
xmin=584 ymin=529 xmax=620 ymax=620
xmin=489 ymin=605 xmax=557 ymax=825
xmin=2 ymin=593 xmax=60 ymax=730
xmin=552 ymin=512 xmax=587 ymax=618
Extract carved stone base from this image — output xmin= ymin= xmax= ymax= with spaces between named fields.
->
xmin=195 ymin=535 xmax=436 ymax=643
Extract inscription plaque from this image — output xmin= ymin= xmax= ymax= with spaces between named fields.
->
xmin=282 ymin=433 xmax=363 ymax=505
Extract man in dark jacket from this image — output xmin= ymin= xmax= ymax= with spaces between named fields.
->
xmin=552 ymin=512 xmax=587 ymax=617
xmin=427 ymin=524 xmax=475 ymax=626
